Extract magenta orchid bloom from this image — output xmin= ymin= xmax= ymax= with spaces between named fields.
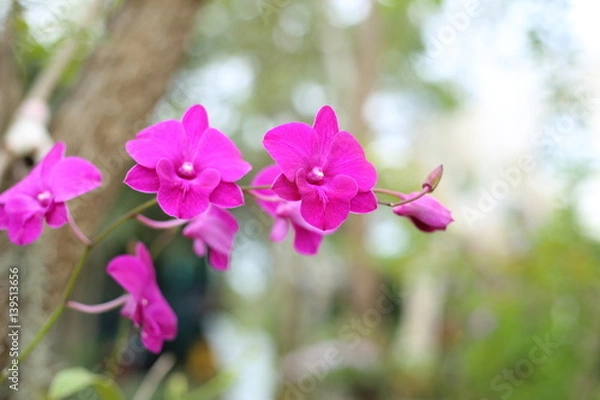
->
xmin=0 ymin=142 xmax=102 ymax=245
xmin=124 ymin=105 xmax=252 ymax=220
xmin=263 ymin=106 xmax=377 ymax=231
xmin=393 ymin=193 xmax=453 ymax=232
xmin=106 ymin=242 xmax=178 ymax=353
xmin=253 ymin=165 xmax=333 ymax=255
xmin=182 ymin=205 xmax=239 ymax=271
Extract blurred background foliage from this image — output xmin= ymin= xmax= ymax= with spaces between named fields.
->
xmin=2 ymin=0 xmax=600 ymax=399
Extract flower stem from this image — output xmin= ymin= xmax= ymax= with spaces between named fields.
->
xmin=246 ymin=190 xmax=281 ymax=203
xmin=106 ymin=316 xmax=131 ymax=380
xmin=132 ymin=353 xmax=176 ymax=400
xmin=67 ymin=294 xmax=130 ymax=314
xmin=91 ymin=198 xmax=157 ymax=246
xmin=374 ymin=186 xmax=432 ymax=207
xmin=136 ymin=214 xmax=187 ymax=230
xmin=240 ymin=184 xmax=272 ymax=191
xmin=1 ymin=245 xmax=90 ymax=380
xmin=373 ymin=187 xmax=405 ymax=198
xmin=0 ymin=198 xmax=159 ymax=383
xmin=68 ymin=211 xmax=92 ymax=246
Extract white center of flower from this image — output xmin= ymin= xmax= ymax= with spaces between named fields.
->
xmin=37 ymin=190 xmax=52 ymax=207
xmin=141 ymin=298 xmax=148 ymax=306
xmin=178 ymin=161 xmax=195 ymax=178
xmin=306 ymin=166 xmax=325 ymax=184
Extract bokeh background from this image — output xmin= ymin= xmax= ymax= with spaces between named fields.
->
xmin=1 ymin=0 xmax=600 ymax=399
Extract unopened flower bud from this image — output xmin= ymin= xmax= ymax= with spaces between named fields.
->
xmin=423 ymin=164 xmax=443 ymax=192
xmin=392 ymin=193 xmax=453 ymax=232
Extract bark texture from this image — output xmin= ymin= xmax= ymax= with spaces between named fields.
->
xmin=47 ymin=0 xmax=204 ymax=316
xmin=0 ymin=11 xmax=22 ymax=136
xmin=2 ymin=0 xmax=205 ymax=397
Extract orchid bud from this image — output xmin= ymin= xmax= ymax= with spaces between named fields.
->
xmin=423 ymin=164 xmax=444 ymax=192
xmin=392 ymin=193 xmax=453 ymax=233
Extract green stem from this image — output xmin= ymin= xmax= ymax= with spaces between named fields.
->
xmin=0 ymin=198 xmax=158 ymax=383
xmin=374 ymin=186 xmax=432 ymax=207
xmin=373 ymin=187 xmax=403 ymax=198
xmin=1 ymin=245 xmax=90 ymax=382
xmin=91 ymin=198 xmax=157 ymax=246
xmin=240 ymin=184 xmax=271 ymax=191
xmin=106 ymin=316 xmax=131 ymax=380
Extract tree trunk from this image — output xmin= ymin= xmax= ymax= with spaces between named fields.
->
xmin=8 ymin=0 xmax=205 ymax=397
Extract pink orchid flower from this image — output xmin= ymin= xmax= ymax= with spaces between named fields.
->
xmin=124 ymin=105 xmax=252 ymax=220
xmin=393 ymin=193 xmax=453 ymax=232
xmin=0 ymin=142 xmax=102 ymax=245
xmin=182 ymin=205 xmax=239 ymax=271
xmin=263 ymin=106 xmax=377 ymax=231
xmin=106 ymin=242 xmax=178 ymax=353
xmin=253 ymin=165 xmax=333 ymax=255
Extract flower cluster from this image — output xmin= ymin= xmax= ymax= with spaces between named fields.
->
xmin=0 ymin=103 xmax=452 ymax=354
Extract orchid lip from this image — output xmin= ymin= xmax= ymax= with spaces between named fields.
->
xmin=306 ymin=166 xmax=325 ymax=184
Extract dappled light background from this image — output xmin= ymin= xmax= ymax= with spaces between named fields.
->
xmin=2 ymin=0 xmax=600 ymax=399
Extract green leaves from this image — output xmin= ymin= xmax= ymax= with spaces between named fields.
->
xmin=48 ymin=368 xmax=124 ymax=400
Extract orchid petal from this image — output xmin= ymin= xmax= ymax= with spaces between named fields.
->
xmin=141 ymin=302 xmax=178 ymax=353
xmin=208 ymin=251 xmax=230 ymax=271
xmin=106 ymin=254 xmax=151 ymax=299
xmin=184 ymin=207 xmax=238 ymax=254
xmin=312 ymin=105 xmax=339 ymax=155
xmin=0 ymin=205 xmax=7 ymax=229
xmin=40 ymin=142 xmax=66 ymax=186
xmin=271 ymin=173 xmax=301 ymax=201
xmin=7 ymin=211 xmax=44 ymax=245
xmin=4 ymin=194 xmax=42 ymax=215
xmin=182 ymin=104 xmax=209 ymax=154
xmin=263 ymin=122 xmax=318 ymax=181
xmin=209 ymin=181 xmax=244 ymax=208
xmin=194 ymin=128 xmax=251 ymax=182
xmin=349 ymin=190 xmax=378 ymax=214
xmin=324 ymin=131 xmax=377 ymax=191
xmin=124 ymin=165 xmax=160 ymax=193
xmin=125 ymin=120 xmax=186 ymax=168
xmin=292 ymin=224 xmax=324 ymax=255
xmin=270 ymin=218 xmax=289 ymax=242
xmin=46 ymin=202 xmax=68 ymax=227
xmin=252 ymin=165 xmax=283 ymax=215
xmin=297 ymin=172 xmax=358 ymax=231
xmin=50 ymin=157 xmax=102 ymax=202
xmin=192 ymin=240 xmax=207 ymax=257
xmin=156 ymin=160 xmax=220 ymax=219
xmin=135 ymin=241 xmax=156 ymax=280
